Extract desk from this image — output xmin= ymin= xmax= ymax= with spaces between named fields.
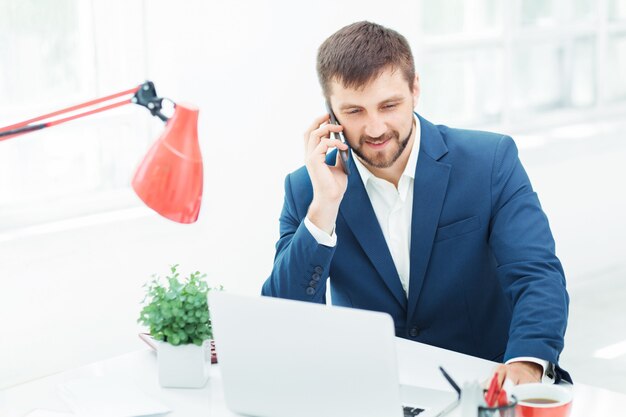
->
xmin=1 ymin=338 xmax=624 ymax=416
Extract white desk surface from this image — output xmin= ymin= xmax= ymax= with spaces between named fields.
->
xmin=1 ymin=338 xmax=624 ymax=417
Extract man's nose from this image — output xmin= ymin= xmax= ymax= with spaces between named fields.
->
xmin=364 ymin=114 xmax=387 ymax=139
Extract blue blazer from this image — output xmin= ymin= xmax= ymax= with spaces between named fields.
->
xmin=262 ymin=114 xmax=570 ymax=382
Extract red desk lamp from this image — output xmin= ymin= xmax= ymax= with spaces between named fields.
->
xmin=0 ymin=81 xmax=202 ymax=223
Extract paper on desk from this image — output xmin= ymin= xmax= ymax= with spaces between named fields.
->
xmin=58 ymin=376 xmax=170 ymax=417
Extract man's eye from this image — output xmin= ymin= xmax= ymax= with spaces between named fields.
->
xmin=346 ymin=109 xmax=361 ymax=115
xmin=383 ymin=103 xmax=397 ymax=110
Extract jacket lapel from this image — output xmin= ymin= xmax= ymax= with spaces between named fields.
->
xmin=339 ymin=156 xmax=408 ymax=311
xmin=407 ymin=115 xmax=451 ymax=321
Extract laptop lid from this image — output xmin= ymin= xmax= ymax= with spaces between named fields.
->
xmin=209 ymin=293 xmax=405 ymax=417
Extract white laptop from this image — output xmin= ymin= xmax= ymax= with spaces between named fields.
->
xmin=209 ymin=292 xmax=458 ymax=417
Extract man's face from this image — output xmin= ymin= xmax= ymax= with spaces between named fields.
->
xmin=328 ymin=68 xmax=419 ymax=170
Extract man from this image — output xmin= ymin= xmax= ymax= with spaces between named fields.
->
xmin=262 ymin=21 xmax=570 ymax=384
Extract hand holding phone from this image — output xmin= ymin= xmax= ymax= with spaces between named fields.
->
xmin=325 ymin=102 xmax=351 ymax=176
xmin=302 ymin=111 xmax=350 ymax=234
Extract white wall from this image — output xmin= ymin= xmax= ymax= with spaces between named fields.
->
xmin=1 ymin=0 xmax=625 ymax=390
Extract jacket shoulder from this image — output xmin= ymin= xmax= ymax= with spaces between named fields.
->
xmin=438 ymin=125 xmax=511 ymax=147
xmin=436 ymin=125 xmax=516 ymax=163
xmin=283 ymin=165 xmax=314 ymax=219
xmin=287 ymin=164 xmax=312 ymax=191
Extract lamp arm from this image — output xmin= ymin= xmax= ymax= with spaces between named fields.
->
xmin=0 ymin=81 xmax=168 ymax=141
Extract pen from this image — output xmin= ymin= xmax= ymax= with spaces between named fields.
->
xmin=497 ymin=388 xmax=509 ymax=407
xmin=484 ymin=372 xmax=503 ymax=407
xmin=438 ymin=366 xmax=461 ymax=398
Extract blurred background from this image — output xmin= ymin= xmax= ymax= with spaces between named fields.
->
xmin=1 ymin=0 xmax=625 ymax=394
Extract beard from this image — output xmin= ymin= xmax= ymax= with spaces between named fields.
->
xmin=350 ymin=122 xmax=414 ymax=169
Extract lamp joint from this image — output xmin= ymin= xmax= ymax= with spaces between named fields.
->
xmin=134 ymin=81 xmax=169 ymax=122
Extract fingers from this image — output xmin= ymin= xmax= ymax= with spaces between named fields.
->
xmin=305 ymin=114 xmax=331 ymax=136
xmin=307 ymin=138 xmax=348 ymax=167
xmin=494 ymin=364 xmax=508 ymax=386
xmin=484 ymin=364 xmax=510 ymax=390
xmin=307 ymin=124 xmax=344 ymax=155
xmin=304 ymin=114 xmax=345 ymax=155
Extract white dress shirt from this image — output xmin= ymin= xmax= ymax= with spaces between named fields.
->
xmin=303 ymin=115 xmax=554 ymax=382
xmin=349 ymin=117 xmax=420 ymax=296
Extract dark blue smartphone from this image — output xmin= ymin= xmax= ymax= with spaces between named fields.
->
xmin=325 ymin=101 xmax=351 ymax=176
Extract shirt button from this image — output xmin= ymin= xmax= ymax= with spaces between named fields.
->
xmin=409 ymin=327 xmax=419 ymax=338
xmin=314 ymin=266 xmax=323 ymax=274
xmin=311 ymin=273 xmax=321 ymax=281
xmin=306 ymin=287 xmax=315 ymax=295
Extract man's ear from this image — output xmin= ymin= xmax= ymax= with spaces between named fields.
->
xmin=412 ymin=74 xmax=420 ymax=105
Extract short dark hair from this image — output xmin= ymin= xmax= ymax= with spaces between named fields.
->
xmin=317 ymin=21 xmax=415 ymax=98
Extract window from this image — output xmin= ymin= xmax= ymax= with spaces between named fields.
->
xmin=606 ymin=33 xmax=626 ymax=101
xmin=415 ymin=0 xmax=626 ymax=128
xmin=0 ymin=0 xmax=150 ymax=232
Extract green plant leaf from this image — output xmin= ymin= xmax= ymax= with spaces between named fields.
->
xmin=138 ymin=265 xmax=223 ymax=346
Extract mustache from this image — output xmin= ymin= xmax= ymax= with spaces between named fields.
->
xmin=359 ymin=131 xmax=398 ymax=144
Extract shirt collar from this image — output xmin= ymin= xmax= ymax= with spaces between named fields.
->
xmin=353 ymin=114 xmax=421 ymax=187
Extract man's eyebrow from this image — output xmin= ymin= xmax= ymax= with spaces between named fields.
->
xmin=380 ymin=95 xmax=405 ymax=104
xmin=338 ymin=103 xmax=362 ymax=111
xmin=338 ymin=96 xmax=405 ymax=110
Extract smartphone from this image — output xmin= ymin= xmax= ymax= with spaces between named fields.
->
xmin=325 ymin=101 xmax=351 ymax=176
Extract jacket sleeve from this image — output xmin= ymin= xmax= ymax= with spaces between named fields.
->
xmin=261 ymin=173 xmax=336 ymax=303
xmin=488 ymin=135 xmax=569 ymax=374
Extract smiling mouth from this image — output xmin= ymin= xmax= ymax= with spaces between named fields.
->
xmin=365 ymin=139 xmax=390 ymax=148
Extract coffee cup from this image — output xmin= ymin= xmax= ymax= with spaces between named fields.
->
xmin=510 ymin=383 xmax=573 ymax=417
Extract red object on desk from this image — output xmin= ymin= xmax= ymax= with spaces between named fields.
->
xmin=208 ymin=339 xmax=218 ymax=364
xmin=485 ymin=372 xmax=501 ymax=407
xmin=497 ymin=388 xmax=508 ymax=407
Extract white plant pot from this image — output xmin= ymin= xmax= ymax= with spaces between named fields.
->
xmin=157 ymin=340 xmax=211 ymax=388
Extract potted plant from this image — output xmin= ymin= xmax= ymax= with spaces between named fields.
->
xmin=138 ymin=264 xmax=222 ymax=388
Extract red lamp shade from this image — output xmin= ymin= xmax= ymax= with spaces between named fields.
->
xmin=132 ymin=103 xmax=203 ymax=223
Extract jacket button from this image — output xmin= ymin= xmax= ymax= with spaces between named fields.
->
xmin=309 ymin=280 xmax=317 ymax=287
xmin=314 ymin=266 xmax=323 ymax=274
xmin=311 ymin=273 xmax=321 ymax=281
xmin=306 ymin=287 xmax=315 ymax=295
xmin=409 ymin=327 xmax=419 ymax=338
